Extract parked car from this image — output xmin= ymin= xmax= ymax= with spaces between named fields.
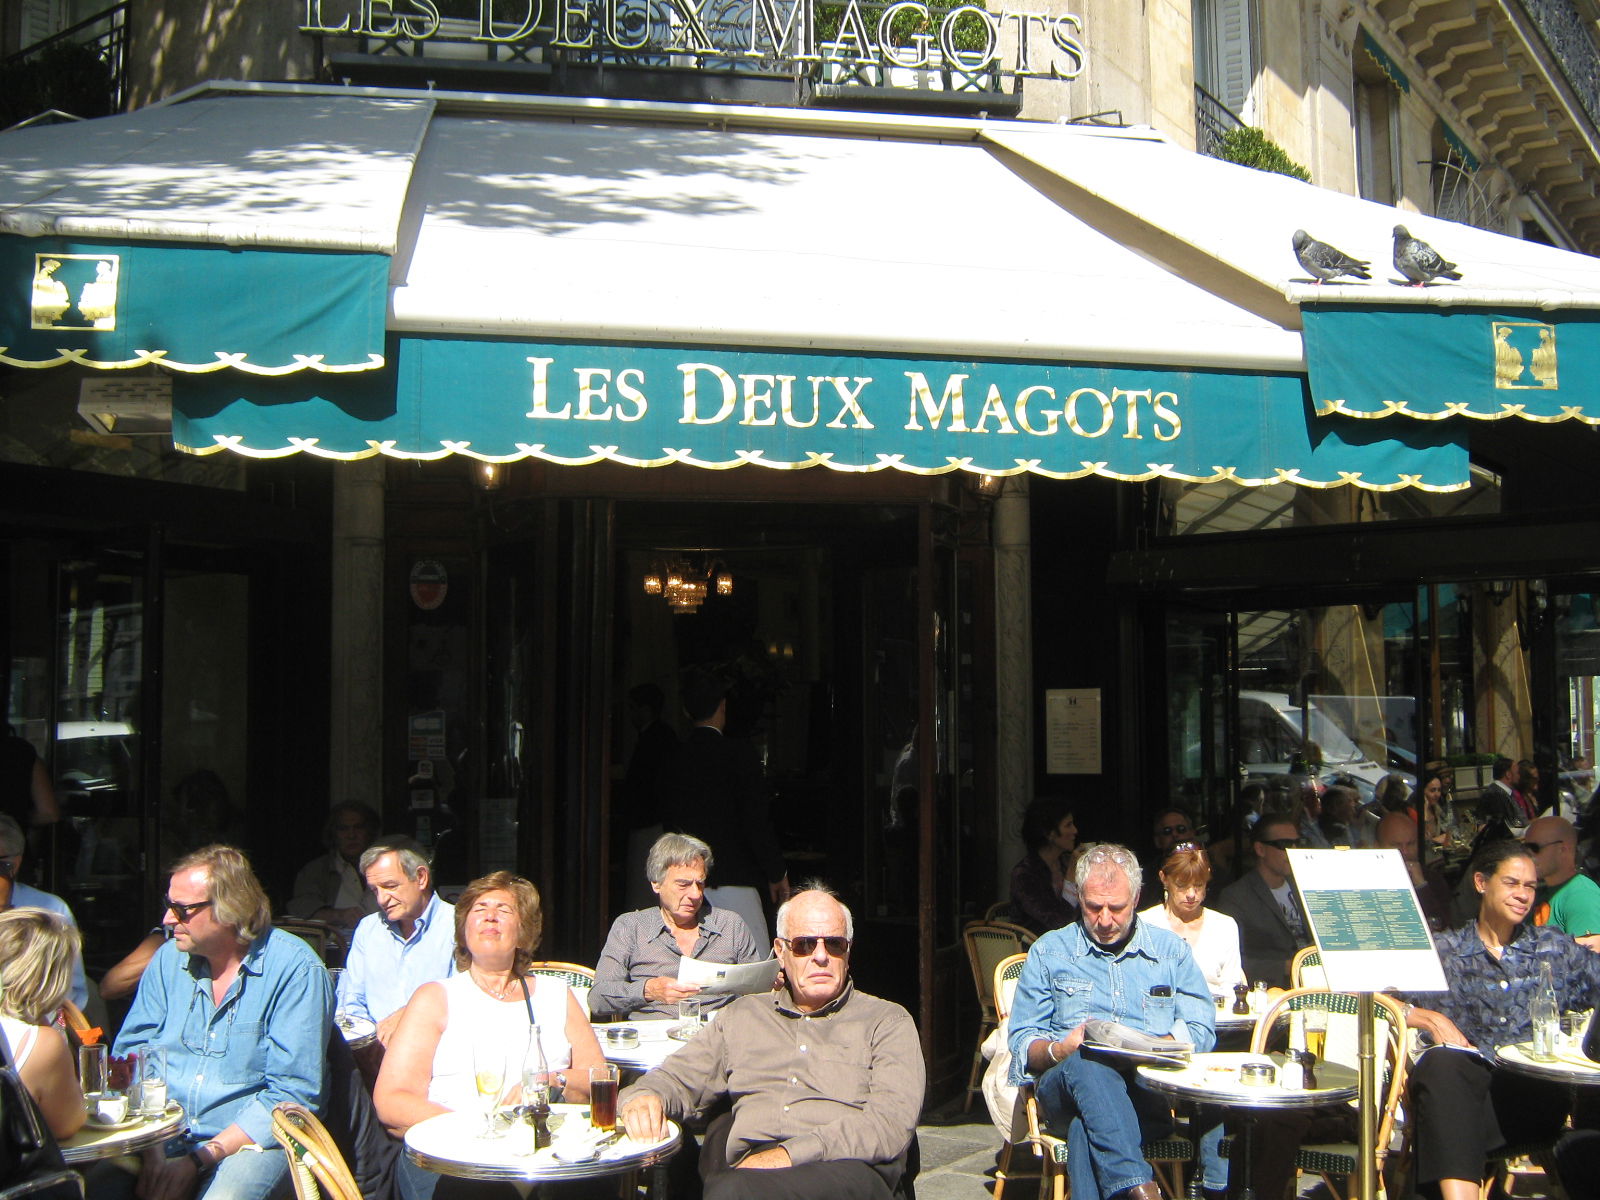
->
xmin=1236 ymin=691 xmax=1407 ymax=804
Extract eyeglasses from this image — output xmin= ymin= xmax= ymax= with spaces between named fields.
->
xmin=1523 ymin=839 xmax=1566 ymax=854
xmin=779 ymin=936 xmax=851 ymax=957
xmin=1261 ymin=838 xmax=1304 ymax=850
xmin=1157 ymin=823 xmax=1191 ymax=837
xmin=164 ymin=897 xmax=214 ymax=923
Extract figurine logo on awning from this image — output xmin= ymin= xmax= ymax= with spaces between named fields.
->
xmin=1492 ymin=320 xmax=1557 ymax=390
xmin=31 ymin=254 xmax=119 ymax=331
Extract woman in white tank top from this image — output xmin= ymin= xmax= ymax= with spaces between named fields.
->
xmin=0 ymin=909 xmax=87 ymax=1139
xmin=374 ymin=871 xmax=606 ymax=1138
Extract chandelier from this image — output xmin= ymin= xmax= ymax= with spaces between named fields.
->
xmin=642 ymin=556 xmax=733 ymax=613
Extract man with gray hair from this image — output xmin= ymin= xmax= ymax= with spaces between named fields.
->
xmin=593 ymin=831 xmax=764 ymax=1019
xmin=1008 ymin=844 xmax=1215 ymax=1200
xmin=0 ymin=812 xmax=87 ymax=1010
xmin=619 ymin=885 xmax=923 ymax=1198
xmin=341 ymin=835 xmax=455 ymax=1045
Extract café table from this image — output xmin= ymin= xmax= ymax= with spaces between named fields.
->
xmin=1495 ymin=1041 xmax=1600 ymax=1088
xmin=1137 ymin=1051 xmax=1357 ymax=1200
xmin=405 ymin=1104 xmax=680 ymax=1191
xmin=60 ymin=1102 xmax=187 ymax=1165
xmin=592 ymin=1020 xmax=694 ymax=1074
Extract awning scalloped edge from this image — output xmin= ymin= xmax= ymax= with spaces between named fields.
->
xmin=170 ymin=437 xmax=1470 ymax=493
xmin=1314 ymin=397 xmax=1600 ymax=424
xmin=0 ymin=348 xmax=386 ymax=374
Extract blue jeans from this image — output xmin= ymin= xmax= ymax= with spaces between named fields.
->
xmin=1035 ymin=1052 xmax=1173 ymax=1200
xmin=84 ymin=1143 xmax=291 ymax=1200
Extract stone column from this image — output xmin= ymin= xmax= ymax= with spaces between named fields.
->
xmin=330 ymin=459 xmax=386 ymax=810
xmin=994 ymin=475 xmax=1033 ymax=886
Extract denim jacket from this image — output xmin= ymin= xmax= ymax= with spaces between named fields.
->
xmin=115 ymin=928 xmax=332 ymax=1146
xmin=1008 ymin=917 xmax=1216 ymax=1086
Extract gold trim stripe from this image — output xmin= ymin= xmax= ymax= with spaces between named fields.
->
xmin=169 ymin=436 xmax=1470 ymax=492
xmin=1315 ymin=396 xmax=1600 ymax=424
xmin=0 ymin=348 xmax=385 ymax=374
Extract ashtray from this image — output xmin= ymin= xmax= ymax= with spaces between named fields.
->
xmin=602 ymin=1026 xmax=639 ymax=1049
xmin=1238 ymin=1059 xmax=1276 ymax=1087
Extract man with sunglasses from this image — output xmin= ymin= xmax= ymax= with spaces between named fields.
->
xmin=1141 ymin=808 xmax=1195 ymax=900
xmin=1524 ymin=815 xmax=1600 ymax=942
xmin=1214 ymin=816 xmax=1310 ymax=988
xmin=618 ymin=886 xmax=923 ymax=1199
xmin=98 ymin=845 xmax=332 ymax=1200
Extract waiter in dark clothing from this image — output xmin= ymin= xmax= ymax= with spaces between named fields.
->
xmin=661 ymin=667 xmax=789 ymax=942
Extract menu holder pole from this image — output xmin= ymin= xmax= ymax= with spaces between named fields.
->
xmin=1357 ymin=991 xmax=1377 ymax=1200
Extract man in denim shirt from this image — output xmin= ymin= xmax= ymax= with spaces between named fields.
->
xmin=1009 ymin=843 xmax=1215 ymax=1200
xmin=107 ymin=845 xmax=332 ymax=1200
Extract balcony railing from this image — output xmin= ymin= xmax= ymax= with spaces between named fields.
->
xmin=1515 ymin=0 xmax=1600 ymax=134
xmin=0 ymin=2 xmax=128 ymax=129
xmin=1195 ymin=84 xmax=1244 ymax=159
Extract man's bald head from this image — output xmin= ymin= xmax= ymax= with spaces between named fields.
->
xmin=1376 ymin=811 xmax=1419 ymax=861
xmin=1524 ymin=816 xmax=1578 ymax=887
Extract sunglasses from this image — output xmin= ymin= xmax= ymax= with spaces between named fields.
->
xmin=780 ymin=935 xmax=851 ymax=957
xmin=164 ymin=897 xmax=214 ymax=923
xmin=1157 ymin=823 xmax=1191 ymax=837
xmin=1261 ymin=838 xmax=1304 ymax=850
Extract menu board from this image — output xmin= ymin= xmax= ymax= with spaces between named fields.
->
xmin=1288 ymin=849 xmax=1448 ymax=993
xmin=1045 ymin=689 xmax=1101 ymax=774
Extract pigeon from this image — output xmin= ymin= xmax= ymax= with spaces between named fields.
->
xmin=1291 ymin=230 xmax=1371 ymax=283
xmin=1393 ymin=225 xmax=1462 ymax=286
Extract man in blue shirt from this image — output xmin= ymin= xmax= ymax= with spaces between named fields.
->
xmin=0 ymin=813 xmax=88 ymax=1011
xmin=341 ymin=836 xmax=455 ymax=1044
xmin=107 ymin=844 xmax=331 ymax=1200
xmin=1009 ymin=843 xmax=1215 ymax=1200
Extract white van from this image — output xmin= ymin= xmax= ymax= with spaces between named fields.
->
xmin=1237 ymin=691 xmax=1402 ymax=802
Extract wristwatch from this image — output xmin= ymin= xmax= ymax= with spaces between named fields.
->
xmin=189 ymin=1143 xmax=221 ymax=1172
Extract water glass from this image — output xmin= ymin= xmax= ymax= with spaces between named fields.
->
xmin=472 ymin=1041 xmax=506 ymax=1139
xmin=136 ymin=1046 xmax=168 ymax=1117
xmin=678 ymin=997 xmax=702 ymax=1026
xmin=78 ymin=1044 xmax=108 ymax=1096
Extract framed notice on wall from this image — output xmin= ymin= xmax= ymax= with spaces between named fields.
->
xmin=1045 ymin=688 xmax=1102 ymax=775
xmin=1288 ymin=848 xmax=1448 ymax=993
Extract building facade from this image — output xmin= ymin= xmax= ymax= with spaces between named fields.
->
xmin=4 ymin=0 xmax=1600 ymax=1100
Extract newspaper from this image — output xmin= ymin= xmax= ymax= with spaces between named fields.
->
xmin=1080 ymin=1019 xmax=1193 ymax=1058
xmin=676 ymin=955 xmax=781 ymax=995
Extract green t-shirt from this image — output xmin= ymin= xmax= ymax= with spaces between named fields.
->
xmin=1544 ymin=872 xmax=1600 ymax=937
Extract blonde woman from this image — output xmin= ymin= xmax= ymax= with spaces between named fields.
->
xmin=0 ymin=908 xmax=86 ymax=1138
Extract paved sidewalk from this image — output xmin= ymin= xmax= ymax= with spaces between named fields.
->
xmin=915 ymin=1102 xmax=1008 ymax=1198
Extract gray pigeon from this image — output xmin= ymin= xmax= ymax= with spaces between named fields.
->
xmin=1292 ymin=229 xmax=1371 ymax=283
xmin=1393 ymin=225 xmax=1462 ymax=286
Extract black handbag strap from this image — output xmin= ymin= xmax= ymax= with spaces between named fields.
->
xmin=519 ymin=975 xmax=535 ymax=1026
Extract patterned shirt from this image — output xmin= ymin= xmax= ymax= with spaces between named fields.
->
xmin=1401 ymin=918 xmax=1600 ymax=1057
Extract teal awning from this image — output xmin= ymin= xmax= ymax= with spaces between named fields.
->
xmin=171 ymin=335 xmax=1470 ymax=490
xmin=0 ymin=235 xmax=388 ymax=373
xmin=1361 ymin=30 xmax=1411 ymax=94
xmin=1304 ymin=304 xmax=1600 ymax=423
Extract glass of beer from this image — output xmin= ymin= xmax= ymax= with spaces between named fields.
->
xmin=589 ymin=1064 xmax=620 ymax=1132
xmin=1304 ymin=1010 xmax=1328 ymax=1060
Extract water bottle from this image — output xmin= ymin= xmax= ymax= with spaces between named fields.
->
xmin=1531 ymin=962 xmax=1559 ymax=1061
xmin=523 ymin=1025 xmax=552 ymax=1149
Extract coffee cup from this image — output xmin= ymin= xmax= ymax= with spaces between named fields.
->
xmin=94 ymin=1093 xmax=129 ymax=1123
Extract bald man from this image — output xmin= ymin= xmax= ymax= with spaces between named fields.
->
xmin=1524 ymin=816 xmax=1600 ymax=942
xmin=1375 ymin=811 xmax=1453 ymax=932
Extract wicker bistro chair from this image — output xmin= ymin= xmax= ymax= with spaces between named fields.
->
xmin=1246 ymin=988 xmax=1410 ymax=1200
xmin=962 ymin=921 xmax=1035 ymax=1113
xmin=272 ymin=1102 xmax=363 ymax=1200
xmin=527 ymin=961 xmax=596 ymax=1015
xmin=275 ymin=919 xmax=349 ymax=969
xmin=991 ymin=954 xmax=1033 ymax=1200
xmin=1290 ymin=946 xmax=1326 ymax=990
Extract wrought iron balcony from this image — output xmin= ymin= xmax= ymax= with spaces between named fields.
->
xmin=1194 ymin=84 xmax=1244 ymax=159
xmin=0 ymin=2 xmax=127 ymax=129
xmin=1514 ymin=0 xmax=1600 ymax=133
